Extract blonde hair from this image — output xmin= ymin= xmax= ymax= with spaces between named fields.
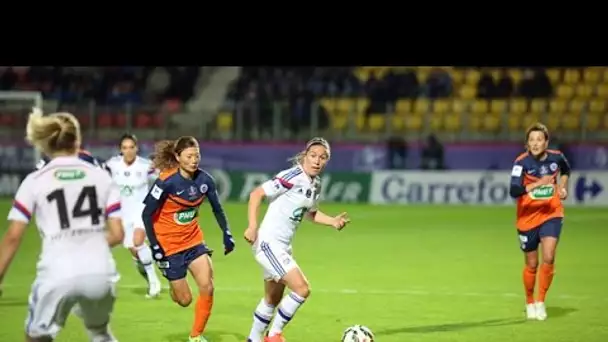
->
xmin=288 ymin=137 xmax=331 ymax=166
xmin=152 ymin=136 xmax=199 ymax=170
xmin=26 ymin=107 xmax=80 ymax=156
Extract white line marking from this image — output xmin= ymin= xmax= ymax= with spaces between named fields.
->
xmin=4 ymin=283 xmax=596 ymax=301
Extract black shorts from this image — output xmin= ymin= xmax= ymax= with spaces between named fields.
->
xmin=155 ymin=244 xmax=213 ymax=281
xmin=517 ymin=217 xmax=563 ymax=253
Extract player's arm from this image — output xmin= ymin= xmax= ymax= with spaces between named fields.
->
xmin=306 ymin=208 xmax=349 ymax=230
xmin=509 ymin=162 xmax=549 ymax=198
xmin=205 ymin=176 xmax=230 ymax=233
xmin=142 ymin=179 xmax=169 ymax=248
xmin=558 ymin=153 xmax=572 ymax=198
xmin=0 ymin=178 xmax=35 ymax=284
xmin=247 ymin=175 xmax=291 ymax=231
xmin=105 ymin=181 xmax=124 ymax=247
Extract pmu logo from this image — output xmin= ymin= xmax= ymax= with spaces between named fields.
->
xmin=575 ymin=176 xmax=604 ymax=202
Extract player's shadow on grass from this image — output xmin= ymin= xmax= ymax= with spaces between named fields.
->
xmin=165 ymin=330 xmax=247 ymax=341
xmin=548 ymin=306 xmax=577 ymax=318
xmin=376 ymin=317 xmax=525 ymax=336
xmin=0 ymin=299 xmax=28 ymax=307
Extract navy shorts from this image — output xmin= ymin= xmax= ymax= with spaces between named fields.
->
xmin=517 ymin=217 xmax=563 ymax=253
xmin=156 ymin=244 xmax=213 ymax=281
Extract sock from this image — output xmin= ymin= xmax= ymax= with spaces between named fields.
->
xmin=136 ymin=244 xmax=159 ymax=285
xmin=538 ymin=263 xmax=555 ymax=302
xmin=248 ymin=299 xmax=276 ymax=342
xmin=523 ymin=266 xmax=537 ymax=304
xmin=190 ymin=294 xmax=213 ymax=337
xmin=268 ymin=292 xmax=307 ymax=336
xmin=133 ymin=256 xmax=148 ymax=281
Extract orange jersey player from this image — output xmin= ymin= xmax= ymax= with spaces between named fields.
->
xmin=141 ymin=136 xmax=235 ymax=342
xmin=509 ymin=123 xmax=571 ymax=321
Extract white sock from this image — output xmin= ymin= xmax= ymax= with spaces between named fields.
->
xmin=268 ymin=292 xmax=306 ymax=336
xmin=248 ymin=299 xmax=275 ymax=342
xmin=135 ymin=244 xmax=159 ymax=284
xmin=86 ymin=325 xmax=117 ymax=342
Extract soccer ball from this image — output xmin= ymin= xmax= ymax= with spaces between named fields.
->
xmin=341 ymin=325 xmax=375 ymax=342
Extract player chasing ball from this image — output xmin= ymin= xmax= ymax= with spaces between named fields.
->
xmin=244 ymin=137 xmax=350 ymax=342
xmin=509 ymin=122 xmax=570 ymax=321
xmin=142 ymin=137 xmax=235 ymax=342
xmin=0 ymin=108 xmax=124 ymax=341
xmin=106 ymin=133 xmax=162 ymax=298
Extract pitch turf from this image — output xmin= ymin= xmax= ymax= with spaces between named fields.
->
xmin=0 ymin=201 xmax=607 ymax=342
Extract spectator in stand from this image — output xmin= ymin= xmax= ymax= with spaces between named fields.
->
xmin=421 ymin=134 xmax=445 ymax=170
xmin=518 ymin=68 xmax=553 ymax=98
xmin=145 ymin=67 xmax=171 ymax=103
xmin=395 ymin=69 xmax=419 ymax=99
xmin=495 ymin=69 xmax=515 ymax=98
xmin=477 ymin=69 xmax=496 ymax=99
xmin=426 ymin=68 xmax=452 ymax=98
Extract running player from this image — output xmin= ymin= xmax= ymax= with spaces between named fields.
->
xmin=142 ymin=136 xmax=235 ymax=342
xmin=0 ymin=108 xmax=124 ymax=341
xmin=509 ymin=122 xmax=570 ymax=321
xmin=106 ymin=133 xmax=162 ymax=298
xmin=244 ymin=137 xmax=350 ymax=342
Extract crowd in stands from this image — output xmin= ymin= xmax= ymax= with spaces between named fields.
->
xmin=0 ymin=67 xmax=199 ymax=105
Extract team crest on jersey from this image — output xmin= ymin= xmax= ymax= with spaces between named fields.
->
xmin=200 ymin=184 xmax=208 ymax=194
xmin=540 ymin=165 xmax=548 ymax=175
xmin=136 ymin=171 xmax=142 ymax=177
xmin=124 ymin=171 xmax=130 ymax=177
xmin=305 ymin=189 xmax=312 ymax=198
xmin=550 ymin=162 xmax=558 ymax=172
xmin=188 ymin=186 xmax=198 ymax=199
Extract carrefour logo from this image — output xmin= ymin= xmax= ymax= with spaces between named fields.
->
xmin=574 ymin=176 xmax=603 ymax=203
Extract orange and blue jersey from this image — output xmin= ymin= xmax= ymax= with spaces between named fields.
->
xmin=142 ymin=168 xmax=229 ymax=257
xmin=509 ymin=150 xmax=571 ymax=231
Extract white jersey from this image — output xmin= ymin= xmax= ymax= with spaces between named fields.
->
xmin=258 ymin=165 xmax=321 ymax=245
xmin=105 ymin=155 xmax=157 ymax=219
xmin=8 ymin=156 xmax=121 ymax=280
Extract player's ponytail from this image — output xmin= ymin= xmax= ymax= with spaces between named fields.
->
xmin=26 ymin=107 xmax=80 ymax=156
xmin=152 ymin=140 xmax=178 ymax=170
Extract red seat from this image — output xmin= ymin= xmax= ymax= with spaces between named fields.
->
xmin=164 ymin=98 xmax=182 ymax=114
xmin=135 ymin=112 xmax=151 ymax=128
xmin=97 ymin=112 xmax=113 ymax=128
xmin=115 ymin=113 xmax=127 ymax=128
xmin=151 ymin=112 xmax=164 ymax=128
xmin=76 ymin=114 xmax=90 ymax=129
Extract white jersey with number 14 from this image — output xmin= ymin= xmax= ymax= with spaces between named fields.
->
xmin=7 ymin=156 xmax=121 ymax=281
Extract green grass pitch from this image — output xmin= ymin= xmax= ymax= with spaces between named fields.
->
xmin=0 ymin=201 xmax=607 ymax=342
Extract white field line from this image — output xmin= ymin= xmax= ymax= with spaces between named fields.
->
xmin=4 ymin=283 xmax=597 ymax=301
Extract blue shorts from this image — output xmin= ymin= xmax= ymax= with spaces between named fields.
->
xmin=156 ymin=244 xmax=213 ymax=281
xmin=517 ymin=217 xmax=563 ymax=253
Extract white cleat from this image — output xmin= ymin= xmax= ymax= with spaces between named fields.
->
xmin=526 ymin=303 xmax=537 ymax=320
xmin=535 ymin=301 xmax=547 ymax=321
xmin=145 ymin=281 xmax=161 ymax=299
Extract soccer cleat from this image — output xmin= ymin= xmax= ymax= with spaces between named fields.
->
xmin=525 ymin=303 xmax=537 ymax=320
xmin=535 ymin=301 xmax=547 ymax=320
xmin=264 ymin=333 xmax=286 ymax=342
xmin=188 ymin=335 xmax=209 ymax=342
xmin=146 ymin=280 xmax=161 ymax=299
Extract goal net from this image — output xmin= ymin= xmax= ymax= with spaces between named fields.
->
xmin=0 ymin=91 xmax=44 ymax=170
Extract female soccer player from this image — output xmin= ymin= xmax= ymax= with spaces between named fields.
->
xmin=509 ymin=123 xmax=570 ymax=321
xmin=0 ymin=108 xmax=124 ymax=342
xmin=244 ymin=137 xmax=350 ymax=342
xmin=142 ymin=136 xmax=235 ymax=342
xmin=106 ymin=133 xmax=161 ymax=298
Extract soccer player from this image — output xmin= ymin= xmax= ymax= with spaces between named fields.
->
xmin=0 ymin=108 xmax=124 ymax=341
xmin=244 ymin=137 xmax=350 ymax=342
xmin=142 ymin=136 xmax=235 ymax=342
xmin=106 ymin=133 xmax=162 ymax=298
xmin=509 ymin=123 xmax=570 ymax=321
xmin=37 ymin=149 xmax=111 ymax=174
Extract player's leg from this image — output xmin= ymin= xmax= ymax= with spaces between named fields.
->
xmin=536 ymin=217 xmax=563 ymax=320
xmin=24 ymin=281 xmax=75 ymax=342
xmin=160 ymin=251 xmax=192 ymax=307
xmin=75 ymin=276 xmax=118 ymax=342
xmin=247 ymin=280 xmax=285 ymax=342
xmin=518 ymin=228 xmax=540 ymax=319
xmin=131 ymin=223 xmax=161 ymax=298
xmin=186 ymin=245 xmax=215 ymax=342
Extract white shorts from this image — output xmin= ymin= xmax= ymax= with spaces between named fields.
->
xmin=25 ymin=275 xmax=116 ymax=339
xmin=253 ymin=240 xmax=298 ymax=281
xmin=122 ymin=215 xmax=145 ymax=248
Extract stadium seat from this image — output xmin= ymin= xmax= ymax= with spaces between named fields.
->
xmin=320 ymin=98 xmax=336 ymax=113
xmin=584 ymin=113 xmax=601 ymax=131
xmin=482 ymin=113 xmax=501 ymax=132
xmin=216 ymin=112 xmax=233 ymax=132
xmin=458 ymin=85 xmax=476 ymax=99
xmin=471 ymin=100 xmax=489 ymax=114
xmin=151 ymin=112 xmax=163 ymax=128
xmin=75 ymin=114 xmax=90 ymax=129
xmin=114 ymin=113 xmax=128 ymax=128
xmin=449 ymin=69 xmax=464 ymax=84
xmin=451 ymin=99 xmax=467 ymax=113
xmin=395 ymin=99 xmax=412 ymax=114
xmin=432 ymin=99 xmax=450 ymax=114
xmin=135 ymin=112 xmax=151 ymax=128
xmin=335 ymin=98 xmax=355 ymax=112
xmin=464 ymin=70 xmax=480 ymax=85
xmin=97 ymin=112 xmax=113 ymax=128
xmin=602 ymin=68 xmax=608 ymax=83
xmin=507 ymin=68 xmax=523 ymax=84
xmin=508 ymin=114 xmax=524 ymax=131
xmin=510 ymin=98 xmax=527 ymax=114
xmin=562 ymin=69 xmax=581 ymax=84
xmin=589 ymin=99 xmax=606 ymax=113
xmin=429 ymin=113 xmax=443 ymax=131
xmin=390 ymin=115 xmax=405 ymax=131
xmin=444 ymin=112 xmax=461 ymax=131
xmin=490 ymin=99 xmax=507 ymax=113
xmin=583 ymin=68 xmax=602 ymax=84
xmin=556 ymin=84 xmax=575 ymax=99
xmin=545 ymin=114 xmax=561 ymax=131
xmin=575 ymin=84 xmax=593 ymax=99
xmin=416 ymin=70 xmax=429 ymax=83
xmin=404 ymin=114 xmax=423 ymax=131
xmin=414 ymin=99 xmax=430 ymax=113
xmin=596 ymin=84 xmax=608 ymax=98
xmin=469 ymin=114 xmax=483 ymax=132
xmin=368 ymin=114 xmax=386 ymax=132
xmin=0 ymin=113 xmax=15 ymax=127
xmin=545 ymin=69 xmax=561 ymax=84
xmin=530 ymin=99 xmax=547 ymax=113
xmin=355 ymin=113 xmax=366 ymax=131
xmin=548 ymin=99 xmax=566 ymax=113
xmin=522 ymin=112 xmax=542 ymax=129
xmin=568 ymin=99 xmax=586 ymax=112
xmin=562 ymin=113 xmax=580 ymax=131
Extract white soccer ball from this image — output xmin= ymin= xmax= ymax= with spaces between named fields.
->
xmin=341 ymin=325 xmax=375 ymax=342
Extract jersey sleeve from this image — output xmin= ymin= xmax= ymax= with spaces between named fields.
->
xmin=509 ymin=160 xmax=526 ymax=198
xmin=142 ymin=178 xmax=169 ymax=245
xmin=558 ymin=153 xmax=571 ymax=176
xmin=261 ymin=168 xmax=299 ymax=197
xmin=203 ymin=172 xmax=230 ymax=232
xmin=7 ymin=176 xmax=35 ymax=223
xmin=105 ymin=181 xmax=122 ymax=219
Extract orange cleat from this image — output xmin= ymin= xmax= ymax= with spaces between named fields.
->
xmin=264 ymin=333 xmax=286 ymax=342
